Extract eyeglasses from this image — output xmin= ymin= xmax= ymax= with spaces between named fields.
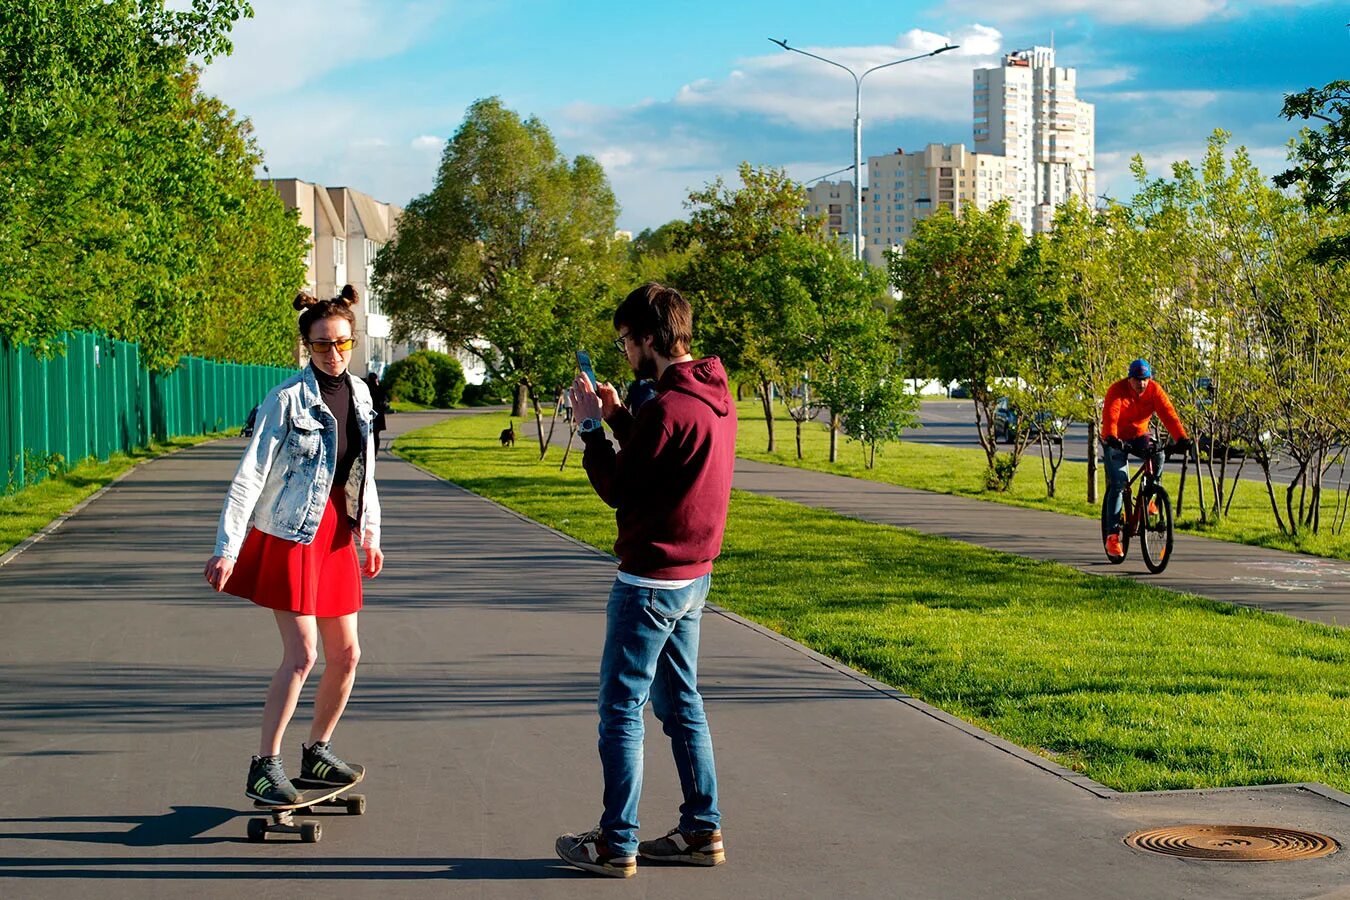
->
xmin=308 ymin=337 xmax=356 ymax=354
xmin=613 ymin=332 xmax=632 ymax=352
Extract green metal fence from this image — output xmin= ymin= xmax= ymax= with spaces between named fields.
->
xmin=1 ymin=331 xmax=297 ymax=494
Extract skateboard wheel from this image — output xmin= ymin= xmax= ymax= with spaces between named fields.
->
xmin=247 ymin=818 xmax=268 ymax=842
xmin=301 ymin=821 xmax=321 ymax=843
xmin=345 ymin=794 xmax=366 ymax=816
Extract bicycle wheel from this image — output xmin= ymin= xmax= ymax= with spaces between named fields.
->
xmin=1139 ymin=484 xmax=1174 ymax=574
xmin=1100 ymin=493 xmax=1129 ymax=563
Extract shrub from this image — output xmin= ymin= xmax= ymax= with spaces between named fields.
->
xmin=463 ymin=379 xmax=513 ymax=406
xmin=385 ymin=354 xmax=436 ymax=406
xmin=385 ymin=351 xmax=466 ymax=407
xmin=426 ymin=353 xmax=466 ymax=407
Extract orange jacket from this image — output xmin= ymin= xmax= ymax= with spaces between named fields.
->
xmin=1102 ymin=378 xmax=1187 ymax=442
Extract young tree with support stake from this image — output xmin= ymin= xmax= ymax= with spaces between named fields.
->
xmin=890 ymin=201 xmax=1032 ymax=490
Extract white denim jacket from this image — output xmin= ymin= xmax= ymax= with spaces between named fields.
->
xmin=213 ymin=366 xmax=381 ymax=560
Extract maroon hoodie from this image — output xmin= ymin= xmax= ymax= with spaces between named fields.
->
xmin=581 ymin=356 xmax=737 ymax=579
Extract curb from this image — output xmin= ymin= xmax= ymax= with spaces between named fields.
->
xmin=395 ymin=446 xmax=1350 ymax=812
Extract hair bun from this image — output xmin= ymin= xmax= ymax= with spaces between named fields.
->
xmin=338 ymin=284 xmax=360 ymax=307
xmin=293 ymin=291 xmax=320 ymax=311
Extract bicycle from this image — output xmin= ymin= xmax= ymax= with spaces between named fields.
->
xmin=1100 ymin=438 xmax=1174 ymax=574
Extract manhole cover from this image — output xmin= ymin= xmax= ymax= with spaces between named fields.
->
xmin=1125 ymin=825 xmax=1339 ymax=861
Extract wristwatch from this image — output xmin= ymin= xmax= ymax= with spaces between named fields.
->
xmin=579 ymin=417 xmax=603 ymax=434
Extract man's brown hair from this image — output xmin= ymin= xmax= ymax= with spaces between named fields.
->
xmin=613 ymin=282 xmax=692 ymax=357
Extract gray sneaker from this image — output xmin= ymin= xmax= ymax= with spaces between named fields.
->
xmin=246 ymin=755 xmax=299 ymax=805
xmin=555 ymin=826 xmax=637 ymax=878
xmin=638 ymin=826 xmax=726 ymax=866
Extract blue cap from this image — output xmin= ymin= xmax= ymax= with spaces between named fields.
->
xmin=1128 ymin=359 xmax=1152 ymax=379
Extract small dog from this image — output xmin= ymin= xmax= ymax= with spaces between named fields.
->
xmin=499 ymin=420 xmax=516 ymax=448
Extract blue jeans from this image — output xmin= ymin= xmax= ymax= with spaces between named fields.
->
xmin=597 ymin=574 xmax=720 ymax=856
xmin=1103 ymin=439 xmax=1163 ymax=533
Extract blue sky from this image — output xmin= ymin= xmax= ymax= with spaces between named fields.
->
xmin=198 ymin=0 xmax=1346 ymax=232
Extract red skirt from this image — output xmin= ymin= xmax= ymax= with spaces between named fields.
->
xmin=226 ymin=491 xmax=363 ymax=617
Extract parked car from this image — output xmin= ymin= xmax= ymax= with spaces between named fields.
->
xmin=993 ymin=397 xmax=1066 ymax=444
xmin=948 ymin=383 xmax=971 ymax=399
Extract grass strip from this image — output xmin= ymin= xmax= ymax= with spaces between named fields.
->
xmin=737 ymin=400 xmax=1350 ymax=562
xmin=0 ymin=433 xmax=228 ymax=556
xmin=395 ymin=411 xmax=1349 ymax=795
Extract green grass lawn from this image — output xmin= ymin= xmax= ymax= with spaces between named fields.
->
xmin=740 ymin=400 xmax=1350 ymax=561
xmin=0 ymin=433 xmax=227 ymax=556
xmin=395 ymin=410 xmax=1350 ymax=795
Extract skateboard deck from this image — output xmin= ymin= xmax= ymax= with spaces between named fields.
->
xmin=246 ymin=764 xmax=366 ymax=843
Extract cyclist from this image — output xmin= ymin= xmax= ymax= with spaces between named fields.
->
xmin=1101 ymin=359 xmax=1191 ymax=557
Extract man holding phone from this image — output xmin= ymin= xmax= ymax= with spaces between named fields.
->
xmin=556 ymin=282 xmax=736 ymax=879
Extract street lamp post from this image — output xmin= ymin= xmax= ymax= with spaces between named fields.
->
xmin=770 ymin=38 xmax=958 ymax=261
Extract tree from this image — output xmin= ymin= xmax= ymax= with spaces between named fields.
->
xmin=1042 ymin=199 xmax=1149 ymax=504
xmin=1276 ymin=79 xmax=1350 ymax=264
xmin=681 ymin=164 xmax=814 ymax=453
xmin=890 ymin=202 xmax=1032 ymax=489
xmin=0 ymin=1 xmax=304 ymax=369
xmin=1006 ymin=234 xmax=1080 ymax=498
xmin=373 ymin=97 xmax=624 ymax=450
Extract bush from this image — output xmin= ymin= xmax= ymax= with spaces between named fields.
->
xmin=426 ymin=353 xmax=466 ymax=407
xmin=385 ymin=354 xmax=436 ymax=406
xmin=463 ymin=379 xmax=514 ymax=406
xmin=384 ymin=351 xmax=465 ymax=408
xmin=984 ymin=453 xmax=1019 ymax=492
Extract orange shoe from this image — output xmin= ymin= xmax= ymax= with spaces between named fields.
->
xmin=1105 ymin=533 xmax=1123 ymax=557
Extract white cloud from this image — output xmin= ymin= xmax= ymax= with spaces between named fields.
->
xmin=670 ymin=25 xmax=1003 ymax=130
xmin=410 ymin=135 xmax=445 ymax=151
xmin=941 ymin=0 xmax=1228 ymax=27
xmin=197 ymin=1 xmax=445 ymax=103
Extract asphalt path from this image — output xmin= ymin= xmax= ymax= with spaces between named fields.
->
xmin=906 ymin=400 xmax=1309 ymax=487
xmin=1 ymin=410 xmax=1348 ymax=899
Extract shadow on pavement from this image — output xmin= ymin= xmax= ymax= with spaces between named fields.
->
xmin=0 ymin=854 xmax=567 ymax=880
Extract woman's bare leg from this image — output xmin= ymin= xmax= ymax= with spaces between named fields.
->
xmin=310 ymin=612 xmax=360 ymax=744
xmin=259 ymin=612 xmax=318 ymax=757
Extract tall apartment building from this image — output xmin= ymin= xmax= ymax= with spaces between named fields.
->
xmin=808 ymin=144 xmax=1015 ymax=268
xmin=973 ymin=46 xmax=1095 ymax=234
xmin=805 ymin=179 xmax=858 ymax=240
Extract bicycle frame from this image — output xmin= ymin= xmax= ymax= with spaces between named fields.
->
xmin=1119 ymin=443 xmax=1160 ymax=538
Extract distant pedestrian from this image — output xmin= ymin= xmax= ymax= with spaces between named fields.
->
xmin=365 ymin=371 xmax=390 ymax=454
xmin=203 ymin=284 xmax=384 ymax=806
xmin=556 ymin=282 xmax=736 ymax=878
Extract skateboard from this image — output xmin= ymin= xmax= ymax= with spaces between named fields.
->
xmin=246 ymin=765 xmax=366 ymax=843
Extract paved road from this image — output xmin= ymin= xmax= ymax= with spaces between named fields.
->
xmin=541 ymin=417 xmax=1350 ymax=627
xmin=908 ymin=400 xmax=1308 ymax=487
xmin=1 ymin=411 xmax=1348 ymax=899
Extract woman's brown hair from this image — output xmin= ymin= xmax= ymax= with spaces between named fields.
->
xmin=295 ymin=284 xmax=358 ymax=339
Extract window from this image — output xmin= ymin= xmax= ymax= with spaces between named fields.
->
xmin=333 ymin=238 xmax=346 ymax=265
xmin=365 ymin=239 xmax=380 ymax=265
xmin=939 ymin=167 xmax=952 ymax=177
xmin=303 ymin=241 xmax=313 ymax=267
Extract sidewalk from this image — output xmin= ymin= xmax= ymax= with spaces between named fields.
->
xmin=0 ymin=412 xmax=1346 ymax=899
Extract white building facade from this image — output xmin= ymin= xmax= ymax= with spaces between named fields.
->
xmin=267 ymin=178 xmax=463 ymax=377
xmin=973 ymin=46 xmax=1095 ymax=234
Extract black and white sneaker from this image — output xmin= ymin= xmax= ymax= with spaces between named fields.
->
xmin=246 ymin=755 xmax=299 ymax=805
xmin=638 ymin=826 xmax=726 ymax=866
xmin=299 ymin=741 xmax=359 ymax=786
xmin=555 ymin=826 xmax=637 ymax=878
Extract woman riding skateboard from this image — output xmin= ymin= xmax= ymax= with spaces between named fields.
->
xmin=204 ymin=285 xmax=384 ymax=805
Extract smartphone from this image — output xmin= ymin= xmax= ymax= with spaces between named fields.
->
xmin=576 ymin=350 xmax=598 ymax=389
